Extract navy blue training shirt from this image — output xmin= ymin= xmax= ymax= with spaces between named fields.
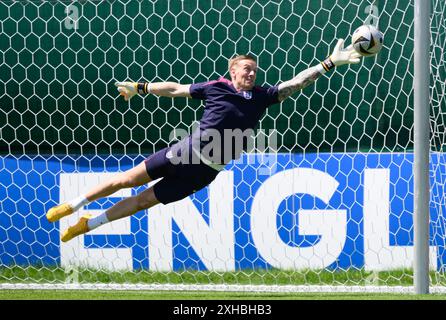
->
xmin=183 ymin=77 xmax=280 ymax=166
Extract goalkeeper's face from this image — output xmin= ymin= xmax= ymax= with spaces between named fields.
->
xmin=230 ymin=59 xmax=257 ymax=91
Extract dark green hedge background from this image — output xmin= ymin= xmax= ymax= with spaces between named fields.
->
xmin=0 ymin=0 xmax=419 ymax=155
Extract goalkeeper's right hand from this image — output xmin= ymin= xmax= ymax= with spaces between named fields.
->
xmin=115 ymin=81 xmax=138 ymax=101
xmin=329 ymin=39 xmax=362 ymax=66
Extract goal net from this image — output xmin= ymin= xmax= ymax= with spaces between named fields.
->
xmin=1 ymin=0 xmax=445 ymax=293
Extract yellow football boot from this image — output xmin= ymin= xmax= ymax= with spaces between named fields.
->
xmin=61 ymin=215 xmax=91 ymax=242
xmin=46 ymin=203 xmax=74 ymax=222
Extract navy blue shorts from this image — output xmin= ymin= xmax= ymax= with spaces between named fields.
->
xmin=144 ymin=146 xmax=220 ymax=204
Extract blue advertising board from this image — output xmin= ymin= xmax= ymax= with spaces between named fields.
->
xmin=0 ymin=153 xmax=445 ymax=271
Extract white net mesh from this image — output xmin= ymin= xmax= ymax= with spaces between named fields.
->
xmin=1 ymin=0 xmax=445 ymax=292
xmin=430 ymin=0 xmax=446 ymax=279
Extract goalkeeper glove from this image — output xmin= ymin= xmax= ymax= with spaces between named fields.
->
xmin=115 ymin=82 xmax=151 ymax=101
xmin=321 ymin=39 xmax=362 ymax=71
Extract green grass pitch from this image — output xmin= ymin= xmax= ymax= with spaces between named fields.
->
xmin=1 ymin=266 xmax=446 ymax=299
xmin=1 ymin=290 xmax=446 ymax=300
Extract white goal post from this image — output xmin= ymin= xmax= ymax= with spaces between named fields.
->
xmin=413 ymin=0 xmax=430 ymax=295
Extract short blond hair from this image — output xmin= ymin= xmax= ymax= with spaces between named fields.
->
xmin=228 ymin=55 xmax=257 ymax=72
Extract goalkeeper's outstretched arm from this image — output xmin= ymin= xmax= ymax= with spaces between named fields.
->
xmin=278 ymin=39 xmax=361 ymax=101
xmin=115 ymin=81 xmax=191 ymax=101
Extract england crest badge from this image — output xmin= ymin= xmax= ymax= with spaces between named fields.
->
xmin=242 ymin=91 xmax=252 ymax=99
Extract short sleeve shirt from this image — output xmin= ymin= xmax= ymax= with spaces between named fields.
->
xmin=190 ymin=77 xmax=279 ymax=132
xmin=187 ymin=77 xmax=280 ymax=164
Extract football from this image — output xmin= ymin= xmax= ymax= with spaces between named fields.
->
xmin=351 ymin=25 xmax=384 ymax=57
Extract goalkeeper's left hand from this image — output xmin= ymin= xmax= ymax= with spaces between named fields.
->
xmin=329 ymin=39 xmax=362 ymax=66
xmin=115 ymin=81 xmax=138 ymax=101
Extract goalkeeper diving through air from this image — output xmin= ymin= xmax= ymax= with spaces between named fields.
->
xmin=46 ymin=39 xmax=362 ymax=242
